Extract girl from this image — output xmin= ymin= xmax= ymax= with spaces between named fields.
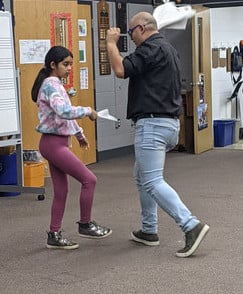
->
xmin=31 ymin=46 xmax=112 ymax=249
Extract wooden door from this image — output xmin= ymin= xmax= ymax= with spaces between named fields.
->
xmin=13 ymin=0 xmax=96 ymax=164
xmin=192 ymin=7 xmax=213 ymax=154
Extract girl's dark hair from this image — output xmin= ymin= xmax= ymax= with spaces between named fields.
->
xmin=31 ymin=46 xmax=73 ymax=102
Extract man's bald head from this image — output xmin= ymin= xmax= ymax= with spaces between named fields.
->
xmin=130 ymin=12 xmax=158 ymax=31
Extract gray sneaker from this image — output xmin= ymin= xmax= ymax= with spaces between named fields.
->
xmin=131 ymin=230 xmax=160 ymax=246
xmin=77 ymin=221 xmax=112 ymax=239
xmin=46 ymin=231 xmax=79 ymax=250
xmin=176 ymin=223 xmax=210 ymax=258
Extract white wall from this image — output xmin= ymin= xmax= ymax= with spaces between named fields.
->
xmin=210 ymin=7 xmax=243 ymax=120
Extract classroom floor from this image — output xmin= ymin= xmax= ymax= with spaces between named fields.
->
xmin=221 ymin=139 xmax=243 ymax=149
xmin=1 ymin=149 xmax=243 ymax=293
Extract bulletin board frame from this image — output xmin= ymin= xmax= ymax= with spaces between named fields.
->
xmin=0 ymin=11 xmax=20 ymax=136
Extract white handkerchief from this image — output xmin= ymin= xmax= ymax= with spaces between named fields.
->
xmin=97 ymin=109 xmax=118 ymax=122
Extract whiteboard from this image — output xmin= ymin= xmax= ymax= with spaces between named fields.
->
xmin=0 ymin=11 xmax=20 ymax=136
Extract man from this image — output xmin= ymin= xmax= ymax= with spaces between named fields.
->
xmin=106 ymin=11 xmax=209 ymax=257
xmin=0 ymin=0 xmax=5 ymax=11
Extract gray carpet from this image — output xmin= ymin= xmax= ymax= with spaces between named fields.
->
xmin=0 ymin=149 xmax=243 ymax=294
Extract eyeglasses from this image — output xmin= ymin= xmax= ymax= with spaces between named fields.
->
xmin=127 ymin=24 xmax=141 ymax=37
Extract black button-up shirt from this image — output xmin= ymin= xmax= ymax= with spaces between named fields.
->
xmin=123 ymin=33 xmax=182 ymax=120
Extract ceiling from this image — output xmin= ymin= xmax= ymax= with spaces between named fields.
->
xmin=179 ymin=0 xmax=243 ymax=8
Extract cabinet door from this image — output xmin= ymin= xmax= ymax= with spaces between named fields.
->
xmin=192 ymin=7 xmax=213 ymax=154
xmin=14 ymin=0 xmax=96 ymax=164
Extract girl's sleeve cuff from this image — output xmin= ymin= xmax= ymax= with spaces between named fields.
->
xmin=84 ymin=107 xmax=92 ymax=116
xmin=75 ymin=129 xmax=86 ymax=140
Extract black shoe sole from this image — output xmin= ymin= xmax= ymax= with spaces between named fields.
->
xmin=131 ymin=232 xmax=160 ymax=246
xmin=79 ymin=229 xmax=112 ymax=239
xmin=176 ymin=224 xmax=210 ymax=258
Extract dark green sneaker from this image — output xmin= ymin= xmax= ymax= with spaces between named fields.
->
xmin=131 ymin=230 xmax=160 ymax=246
xmin=46 ymin=231 xmax=79 ymax=250
xmin=176 ymin=223 xmax=210 ymax=258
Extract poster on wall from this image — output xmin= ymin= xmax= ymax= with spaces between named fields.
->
xmin=79 ymin=41 xmax=86 ymax=63
xmin=80 ymin=67 xmax=88 ymax=90
xmin=197 ymin=103 xmax=208 ymax=130
xmin=78 ymin=19 xmax=87 ymax=37
xmin=199 ymin=73 xmax=205 ymax=104
xmin=19 ymin=40 xmax=50 ymax=64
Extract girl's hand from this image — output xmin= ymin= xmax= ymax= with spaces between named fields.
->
xmin=89 ymin=109 xmax=97 ymax=121
xmin=78 ymin=137 xmax=90 ymax=149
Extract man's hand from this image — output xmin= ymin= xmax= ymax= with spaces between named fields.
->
xmin=106 ymin=27 xmax=121 ymax=44
xmin=106 ymin=27 xmax=124 ymax=78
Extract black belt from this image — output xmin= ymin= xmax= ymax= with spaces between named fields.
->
xmin=132 ymin=113 xmax=179 ymax=123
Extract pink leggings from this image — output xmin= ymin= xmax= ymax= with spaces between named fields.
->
xmin=39 ymin=134 xmax=96 ymax=232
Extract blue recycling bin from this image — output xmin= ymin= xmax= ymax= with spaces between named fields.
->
xmin=213 ymin=120 xmax=235 ymax=147
xmin=0 ymin=152 xmax=20 ymax=196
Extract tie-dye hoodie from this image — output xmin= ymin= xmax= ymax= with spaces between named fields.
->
xmin=36 ymin=76 xmax=91 ymax=138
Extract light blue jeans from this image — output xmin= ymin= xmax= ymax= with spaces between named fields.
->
xmin=134 ymin=118 xmax=199 ymax=234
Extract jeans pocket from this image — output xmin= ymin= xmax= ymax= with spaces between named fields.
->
xmin=166 ymin=127 xmax=179 ymax=151
xmin=135 ymin=119 xmax=179 ymax=150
